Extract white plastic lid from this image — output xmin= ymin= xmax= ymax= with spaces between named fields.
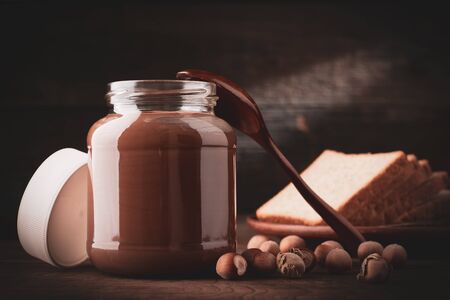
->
xmin=17 ymin=148 xmax=89 ymax=267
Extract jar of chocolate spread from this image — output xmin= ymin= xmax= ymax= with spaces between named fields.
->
xmin=86 ymin=80 xmax=236 ymax=276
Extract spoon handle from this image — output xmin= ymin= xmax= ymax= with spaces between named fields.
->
xmin=266 ymin=138 xmax=365 ymax=251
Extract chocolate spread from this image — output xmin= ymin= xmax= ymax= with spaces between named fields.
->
xmin=87 ymin=109 xmax=236 ymax=276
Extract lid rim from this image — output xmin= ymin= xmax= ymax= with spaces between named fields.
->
xmin=17 ymin=148 xmax=88 ymax=268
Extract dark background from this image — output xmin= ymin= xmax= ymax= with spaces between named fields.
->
xmin=1 ymin=1 xmax=449 ymax=240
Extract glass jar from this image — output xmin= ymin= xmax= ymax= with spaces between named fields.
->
xmin=86 ymin=80 xmax=236 ymax=276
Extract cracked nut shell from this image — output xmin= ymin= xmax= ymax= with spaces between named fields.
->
xmin=216 ymin=252 xmax=247 ymax=280
xmin=357 ymin=253 xmax=391 ymax=283
xmin=288 ymin=248 xmax=316 ymax=272
xmin=277 ymin=252 xmax=306 ymax=278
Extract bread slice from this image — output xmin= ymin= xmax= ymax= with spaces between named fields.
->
xmin=407 ymin=154 xmax=419 ymax=167
xmin=418 ymin=159 xmax=432 ymax=176
xmin=394 ymin=172 xmax=449 ymax=223
xmin=256 ymin=150 xmax=410 ymax=226
xmin=350 ymin=156 xmax=430 ymax=225
xmin=375 ymin=157 xmax=432 ymax=224
xmin=395 ymin=190 xmax=450 ymax=224
xmin=406 ymin=154 xmax=431 ymax=175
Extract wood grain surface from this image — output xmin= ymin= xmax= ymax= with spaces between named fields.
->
xmin=1 ymin=216 xmax=448 ymax=299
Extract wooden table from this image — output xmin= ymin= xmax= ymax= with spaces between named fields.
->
xmin=1 ymin=216 xmax=447 ymax=299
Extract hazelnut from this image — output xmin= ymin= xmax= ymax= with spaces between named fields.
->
xmin=314 ymin=241 xmax=342 ymax=265
xmin=259 ymin=240 xmax=280 ymax=256
xmin=241 ymin=248 xmax=262 ymax=266
xmin=277 ymin=252 xmax=306 ymax=278
xmin=247 ymin=235 xmax=269 ymax=249
xmin=288 ymin=248 xmax=316 ymax=272
xmin=216 ymin=252 xmax=247 ymax=280
xmin=382 ymin=244 xmax=407 ymax=268
xmin=279 ymin=235 xmax=306 ymax=252
xmin=325 ymin=248 xmax=352 ymax=273
xmin=253 ymin=252 xmax=277 ymax=274
xmin=322 ymin=240 xmax=343 ymax=249
xmin=357 ymin=241 xmax=384 ymax=261
xmin=357 ymin=253 xmax=391 ymax=283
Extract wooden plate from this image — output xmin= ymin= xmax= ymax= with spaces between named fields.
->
xmin=246 ymin=215 xmax=450 ymax=257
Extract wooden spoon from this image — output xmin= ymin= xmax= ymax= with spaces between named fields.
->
xmin=176 ymin=69 xmax=365 ymax=250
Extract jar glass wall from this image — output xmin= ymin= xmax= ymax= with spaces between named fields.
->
xmin=87 ymin=80 xmax=236 ymax=276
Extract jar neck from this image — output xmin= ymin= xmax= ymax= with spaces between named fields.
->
xmin=106 ymin=80 xmax=217 ymax=114
xmin=112 ymin=102 xmax=215 ymax=114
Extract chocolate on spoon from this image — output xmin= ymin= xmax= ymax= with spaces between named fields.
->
xmin=176 ymin=69 xmax=365 ymax=251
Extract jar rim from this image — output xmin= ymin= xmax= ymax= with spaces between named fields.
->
xmin=108 ymin=79 xmax=215 ymax=97
xmin=106 ymin=80 xmax=217 ymax=112
xmin=108 ymin=79 xmax=215 ymax=87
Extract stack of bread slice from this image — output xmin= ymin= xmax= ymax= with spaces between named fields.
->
xmin=256 ymin=150 xmax=449 ymax=226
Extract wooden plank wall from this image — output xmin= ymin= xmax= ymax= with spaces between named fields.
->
xmin=1 ymin=2 xmax=449 ymax=239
